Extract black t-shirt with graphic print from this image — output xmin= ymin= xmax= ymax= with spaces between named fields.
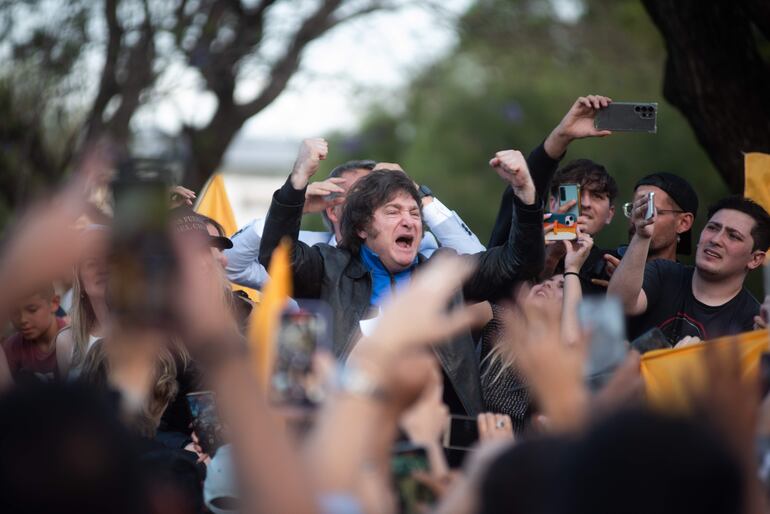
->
xmin=627 ymin=259 xmax=760 ymax=343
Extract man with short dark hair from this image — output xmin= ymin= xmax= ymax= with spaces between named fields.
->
xmin=487 ymin=95 xmax=619 ymax=294
xmin=609 ymin=194 xmax=770 ymax=343
xmin=226 ymin=157 xmax=484 ymax=288
xmin=258 ymin=139 xmax=545 ymax=416
xmin=544 ymin=158 xmax=619 ymax=294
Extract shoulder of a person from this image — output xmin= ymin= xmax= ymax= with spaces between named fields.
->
xmin=299 ymin=230 xmax=332 ymax=246
xmin=428 ymin=247 xmax=459 ymax=259
xmin=1 ymin=332 xmax=21 ymax=351
xmin=647 ymin=258 xmax=686 ymax=274
xmin=738 ymin=287 xmax=761 ymax=309
xmin=54 ymin=326 xmax=74 ymax=348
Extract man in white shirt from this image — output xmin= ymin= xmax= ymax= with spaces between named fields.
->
xmin=225 ymin=159 xmax=485 ymax=289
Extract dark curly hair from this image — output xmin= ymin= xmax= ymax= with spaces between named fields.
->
xmin=339 ymin=169 xmax=421 ymax=254
xmin=706 ymin=195 xmax=770 ymax=252
xmin=549 ymin=159 xmax=618 ymax=204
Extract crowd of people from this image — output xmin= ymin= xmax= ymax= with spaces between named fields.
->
xmin=1 ymin=94 xmax=770 ymax=514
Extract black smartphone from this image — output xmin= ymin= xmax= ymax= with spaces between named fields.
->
xmin=271 ymin=300 xmax=333 ymax=406
xmin=186 ymin=391 xmax=224 ymax=456
xmin=630 ymin=326 xmax=673 ymax=354
xmin=391 ymin=442 xmax=434 ymax=514
xmin=443 ymin=415 xmax=479 ymax=450
xmin=595 ymin=102 xmax=658 ymax=133
xmin=109 ymin=158 xmax=177 ymax=328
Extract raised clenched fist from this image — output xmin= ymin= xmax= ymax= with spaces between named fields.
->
xmin=489 ymin=149 xmax=536 ymax=205
xmin=290 ymin=138 xmax=328 ymax=189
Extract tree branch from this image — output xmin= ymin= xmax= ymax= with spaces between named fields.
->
xmin=83 ymin=0 xmax=123 ymax=143
xmin=235 ymin=0 xmax=346 ymax=121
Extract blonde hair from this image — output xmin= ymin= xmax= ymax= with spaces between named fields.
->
xmin=69 ymin=268 xmax=98 ymax=371
xmin=81 ymin=339 xmax=180 ymax=438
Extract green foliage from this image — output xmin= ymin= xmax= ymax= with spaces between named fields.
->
xmin=330 ymin=0 xmax=735 ymax=260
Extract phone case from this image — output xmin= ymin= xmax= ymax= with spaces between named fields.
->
xmin=595 ymin=102 xmax=658 ymax=133
xmin=544 ymin=213 xmax=578 ymax=241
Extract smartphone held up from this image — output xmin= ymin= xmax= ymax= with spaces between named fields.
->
xmin=545 ymin=184 xmax=581 ymax=242
xmin=270 ymin=300 xmax=333 ymax=407
xmin=594 ymin=101 xmax=658 ymax=134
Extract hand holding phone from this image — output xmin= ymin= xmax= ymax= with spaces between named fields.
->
xmin=391 ymin=442 xmax=435 ymax=514
xmin=579 ymin=296 xmax=628 ymax=388
xmin=271 ymin=301 xmax=333 ymax=406
xmin=186 ymin=391 xmax=224 ymax=456
xmin=442 ymin=415 xmax=480 ymax=450
xmin=594 ymin=102 xmax=658 ymax=133
xmin=545 ymin=184 xmax=581 ymax=242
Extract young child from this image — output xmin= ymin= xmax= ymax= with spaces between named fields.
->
xmin=3 ymin=285 xmax=66 ymax=383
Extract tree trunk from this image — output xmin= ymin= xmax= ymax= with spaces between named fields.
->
xmin=183 ymin=106 xmax=246 ymax=193
xmin=641 ymin=0 xmax=770 ymax=193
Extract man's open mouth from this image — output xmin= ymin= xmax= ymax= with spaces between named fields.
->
xmin=395 ymin=235 xmax=414 ymax=249
xmin=703 ymin=248 xmax=721 ymax=259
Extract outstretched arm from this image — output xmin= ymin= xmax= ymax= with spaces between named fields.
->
xmin=488 ymin=95 xmax=613 ymax=247
xmin=607 ymin=194 xmax=655 ymax=315
xmin=464 ymin=150 xmax=543 ymax=302
xmin=259 ymin=139 xmax=329 ymax=299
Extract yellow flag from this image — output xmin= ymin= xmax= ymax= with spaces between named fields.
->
xmin=195 ymin=173 xmax=238 ymax=236
xmin=641 ymin=329 xmax=768 ymax=412
xmin=247 ymin=239 xmax=293 ymax=385
xmin=745 ymin=153 xmax=770 ymax=213
xmin=195 ymin=173 xmax=261 ymax=303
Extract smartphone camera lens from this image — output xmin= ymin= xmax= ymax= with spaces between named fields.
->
xmin=634 ymin=106 xmax=641 ymax=112
xmin=560 ymin=188 xmax=566 ymax=202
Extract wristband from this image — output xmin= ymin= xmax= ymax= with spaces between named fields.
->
xmin=564 ymin=271 xmax=581 ymax=279
xmin=337 ymin=365 xmax=388 ymax=402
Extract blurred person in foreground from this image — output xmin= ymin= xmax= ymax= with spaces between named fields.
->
xmin=3 ymin=284 xmax=65 ymax=384
xmin=609 ymin=195 xmax=770 ymax=343
xmin=258 ymin=138 xmax=544 ymax=416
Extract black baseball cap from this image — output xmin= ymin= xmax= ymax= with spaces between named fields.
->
xmin=634 ymin=173 xmax=698 ymax=255
xmin=170 ymin=207 xmax=233 ymax=250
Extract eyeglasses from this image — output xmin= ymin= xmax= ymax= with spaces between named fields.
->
xmin=622 ymin=202 xmax=685 ymax=218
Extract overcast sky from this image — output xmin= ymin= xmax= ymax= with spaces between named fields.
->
xmin=134 ymin=1 xmax=472 ymax=141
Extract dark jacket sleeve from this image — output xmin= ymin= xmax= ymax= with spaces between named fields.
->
xmin=258 ymin=178 xmax=324 ymax=299
xmin=487 ymin=142 xmax=562 ymax=247
xmin=463 ymin=195 xmax=544 ymax=303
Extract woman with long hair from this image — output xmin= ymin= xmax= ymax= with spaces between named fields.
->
xmin=479 ymin=231 xmax=594 ymax=433
xmin=55 ymin=226 xmax=110 ymax=378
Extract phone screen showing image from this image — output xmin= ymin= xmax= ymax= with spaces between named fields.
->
xmin=186 ymin=391 xmax=224 ymax=456
xmin=391 ymin=442 xmax=434 ymax=514
xmin=271 ymin=302 xmax=332 ymax=406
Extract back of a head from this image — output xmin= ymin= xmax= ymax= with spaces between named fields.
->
xmin=0 ymin=382 xmax=146 ymax=514
xmin=479 ymin=437 xmax=575 ymax=514
xmin=558 ymin=409 xmax=742 ymax=514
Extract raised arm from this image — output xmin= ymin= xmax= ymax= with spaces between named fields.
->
xmin=421 ymin=194 xmax=486 ymax=254
xmin=607 ymin=194 xmax=655 ymax=315
xmin=258 ymin=138 xmax=329 ymax=299
xmin=561 ymin=230 xmax=594 ymax=346
xmin=464 ymin=150 xmax=544 ymax=302
xmin=225 ymin=220 xmax=270 ymax=289
xmin=488 ymin=95 xmax=613 ymax=247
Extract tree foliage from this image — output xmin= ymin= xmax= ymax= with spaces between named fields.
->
xmin=330 ymin=0 xmax=730 ymax=256
xmin=0 ymin=0 xmax=411 ymax=225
